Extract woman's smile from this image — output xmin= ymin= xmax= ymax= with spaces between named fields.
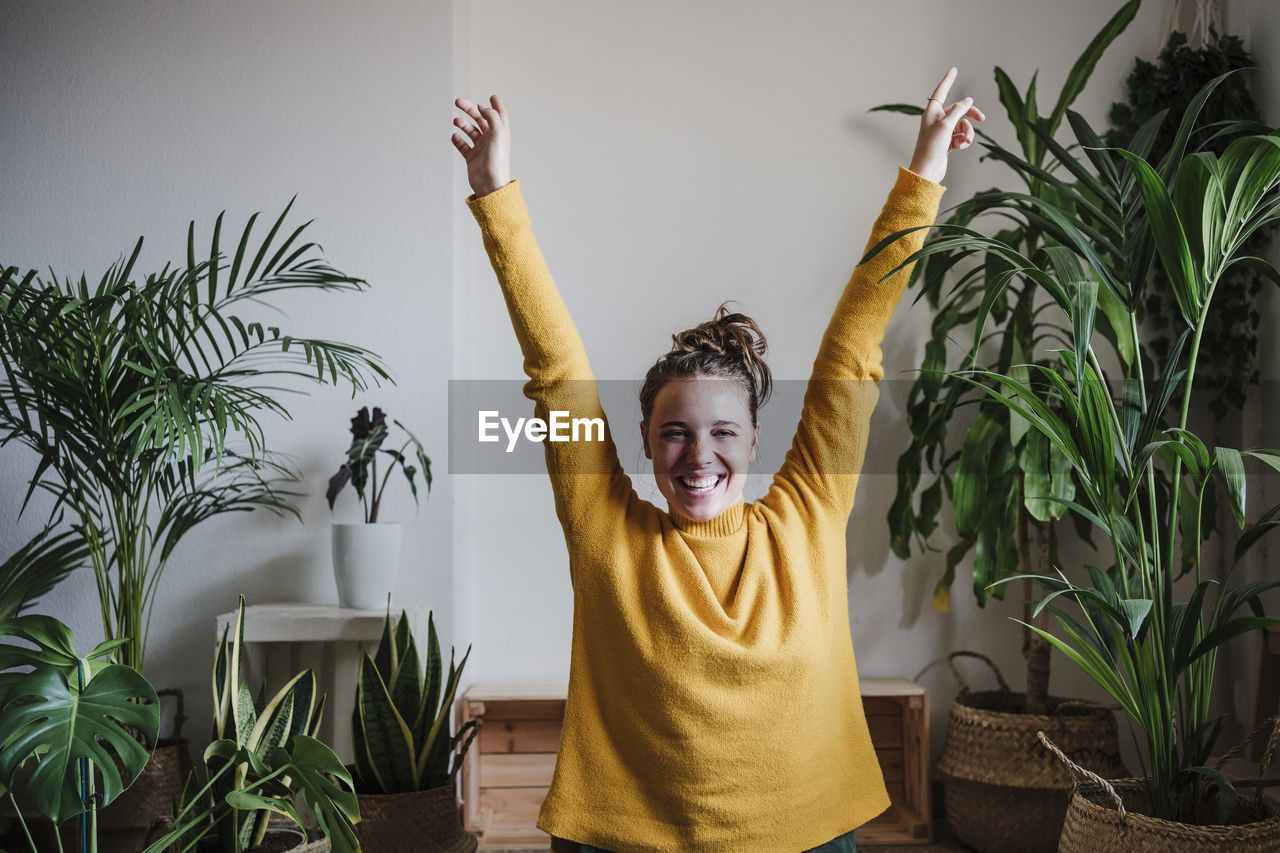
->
xmin=642 ymin=377 xmax=759 ymax=522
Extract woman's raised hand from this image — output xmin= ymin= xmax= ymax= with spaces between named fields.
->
xmin=452 ymin=95 xmax=510 ymax=198
xmin=908 ymin=67 xmax=984 ymax=184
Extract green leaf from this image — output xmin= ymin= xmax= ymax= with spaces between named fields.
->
xmin=1048 ymin=0 xmax=1141 ymax=134
xmin=1117 ymin=150 xmax=1200 ymax=325
xmin=1186 ymin=617 xmax=1279 ymax=668
xmin=954 ymin=409 xmax=1003 ymax=537
xmin=1215 ymin=447 xmax=1247 ymax=527
xmin=1022 ymin=428 xmax=1053 ymax=523
xmin=1095 ymin=279 xmax=1135 ymax=368
xmin=868 ymin=103 xmax=924 ymax=116
xmin=354 ymin=653 xmax=417 ymax=793
xmin=273 ymin=736 xmax=360 ymax=853
xmin=1119 ymin=598 xmax=1153 ymax=638
xmin=0 ymin=663 xmax=158 ymax=823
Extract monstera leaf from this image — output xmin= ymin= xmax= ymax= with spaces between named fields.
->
xmin=0 ymin=662 xmax=159 ymax=823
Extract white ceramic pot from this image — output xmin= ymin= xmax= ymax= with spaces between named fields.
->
xmin=332 ymin=522 xmax=402 ymax=610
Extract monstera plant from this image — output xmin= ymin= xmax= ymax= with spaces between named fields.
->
xmin=0 ymin=615 xmax=159 ymax=853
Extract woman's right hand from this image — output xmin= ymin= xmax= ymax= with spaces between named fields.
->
xmin=452 ymin=95 xmax=511 ymax=198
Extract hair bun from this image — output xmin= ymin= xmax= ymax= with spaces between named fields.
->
xmin=672 ymin=303 xmax=768 ymax=361
xmin=638 ymin=302 xmax=772 ymax=423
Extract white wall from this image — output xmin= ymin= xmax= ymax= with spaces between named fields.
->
xmin=451 ymin=0 xmax=1230 ymax=767
xmin=2 ymin=0 xmax=1276 ymax=773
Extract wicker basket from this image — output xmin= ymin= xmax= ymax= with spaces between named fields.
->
xmin=357 ymin=785 xmax=478 ymax=853
xmin=936 ymin=651 xmax=1126 ymax=853
xmin=1042 ymin=723 xmax=1280 ymax=853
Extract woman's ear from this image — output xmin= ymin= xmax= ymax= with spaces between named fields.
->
xmin=640 ymin=422 xmax=652 ymax=459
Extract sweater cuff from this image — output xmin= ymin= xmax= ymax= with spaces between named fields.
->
xmin=466 ymin=179 xmax=528 ymax=232
xmin=894 ymin=166 xmax=947 ymax=219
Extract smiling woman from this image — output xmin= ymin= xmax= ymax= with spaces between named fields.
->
xmin=452 ymin=70 xmax=981 ymax=852
xmin=638 ymin=306 xmax=768 ymax=522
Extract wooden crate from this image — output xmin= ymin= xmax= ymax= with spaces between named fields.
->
xmin=458 ymin=682 xmax=567 ymax=850
xmin=857 ymin=679 xmax=932 ymax=845
xmin=457 ymin=678 xmax=931 ymax=848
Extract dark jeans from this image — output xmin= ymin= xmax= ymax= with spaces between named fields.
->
xmin=571 ymin=828 xmax=856 ymax=852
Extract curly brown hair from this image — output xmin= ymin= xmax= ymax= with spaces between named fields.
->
xmin=639 ymin=303 xmax=773 ymax=427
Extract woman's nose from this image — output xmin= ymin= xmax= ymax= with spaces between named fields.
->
xmin=687 ymin=435 xmax=714 ymax=465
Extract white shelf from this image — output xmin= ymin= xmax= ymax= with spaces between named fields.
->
xmin=213 ymin=603 xmax=432 ymax=763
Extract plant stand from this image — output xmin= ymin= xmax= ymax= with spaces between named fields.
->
xmin=212 ymin=603 xmax=430 ymax=763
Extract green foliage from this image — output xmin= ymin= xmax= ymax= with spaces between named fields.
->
xmin=352 ymin=610 xmax=478 ymax=794
xmin=192 ymin=595 xmax=341 ymax=851
xmin=326 ymin=406 xmax=432 ymax=524
xmin=877 ymin=0 xmax=1142 ymax=611
xmin=1106 ymin=29 xmax=1274 ymax=418
xmin=0 ymin=615 xmax=158 ymax=845
xmin=0 ymin=202 xmax=391 ymax=672
xmin=867 ymin=71 xmax=1280 ymax=822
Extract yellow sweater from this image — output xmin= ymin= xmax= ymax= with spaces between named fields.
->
xmin=468 ymin=168 xmax=944 ymax=852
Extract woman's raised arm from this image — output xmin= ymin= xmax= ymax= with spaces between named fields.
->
xmin=453 ymin=96 xmax=632 ymax=546
xmin=762 ymin=68 xmax=982 ymax=524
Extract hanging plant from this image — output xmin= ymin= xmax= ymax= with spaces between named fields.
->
xmin=1106 ymin=28 xmax=1274 ymax=419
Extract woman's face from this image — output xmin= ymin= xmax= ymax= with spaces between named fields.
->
xmin=641 ymin=377 xmax=759 ymax=522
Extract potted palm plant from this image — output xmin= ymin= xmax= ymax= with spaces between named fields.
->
xmin=871 ymin=4 xmax=1142 ymax=849
xmin=0 ymin=203 xmax=388 ymax=836
xmin=0 ymin=615 xmax=159 ymax=853
xmin=867 ymin=70 xmax=1280 ymax=848
xmin=349 ymin=609 xmax=477 ymax=852
xmin=326 ymin=407 xmax=431 ymax=610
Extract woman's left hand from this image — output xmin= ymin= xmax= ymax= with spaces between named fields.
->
xmin=908 ymin=67 xmax=984 ymax=184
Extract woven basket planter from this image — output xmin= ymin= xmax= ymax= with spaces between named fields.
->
xmin=1047 ymin=718 xmax=1280 ymax=852
xmin=936 ymin=652 xmax=1125 ymax=853
xmin=1057 ymin=778 xmax=1280 ymax=852
xmin=356 ymin=785 xmax=478 ymax=853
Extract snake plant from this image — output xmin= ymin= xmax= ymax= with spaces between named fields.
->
xmin=352 ymin=610 xmax=477 ymax=794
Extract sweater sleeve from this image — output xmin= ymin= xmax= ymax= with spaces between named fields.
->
xmin=761 ymin=167 xmax=945 ymax=524
xmin=467 ymin=180 xmax=629 ymax=538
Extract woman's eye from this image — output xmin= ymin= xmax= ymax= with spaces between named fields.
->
xmin=662 ymin=430 xmax=687 ymax=440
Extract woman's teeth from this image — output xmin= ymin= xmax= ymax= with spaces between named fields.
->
xmin=678 ymin=475 xmax=721 ymax=493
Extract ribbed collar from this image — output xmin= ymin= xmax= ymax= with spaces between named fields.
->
xmin=669 ymin=501 xmax=746 ymax=538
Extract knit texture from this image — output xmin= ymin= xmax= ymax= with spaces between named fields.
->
xmin=468 ymin=168 xmax=944 ymax=852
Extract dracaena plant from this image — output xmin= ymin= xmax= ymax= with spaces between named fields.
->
xmin=0 ymin=201 xmax=391 ymax=674
xmin=872 ymin=0 xmax=1142 ymax=713
xmin=352 ymin=609 xmax=477 ymax=794
xmin=0 ymin=615 xmax=158 ymax=853
xmin=142 ymin=596 xmax=361 ymax=853
xmin=866 ymin=72 xmax=1280 ymax=822
xmin=326 ymin=406 xmax=432 ymax=524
